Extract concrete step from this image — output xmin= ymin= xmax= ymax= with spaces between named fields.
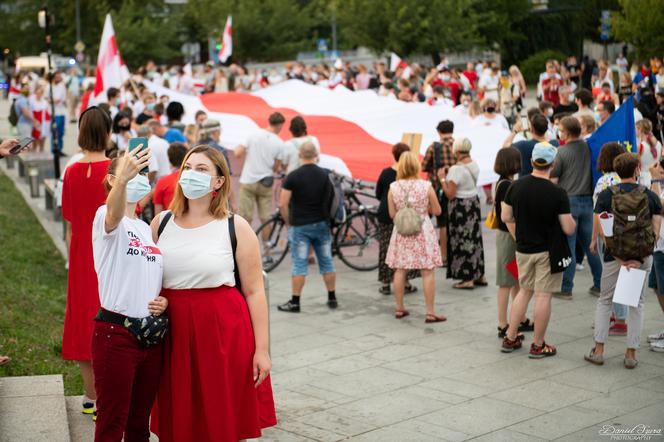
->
xmin=0 ymin=375 xmax=70 ymax=442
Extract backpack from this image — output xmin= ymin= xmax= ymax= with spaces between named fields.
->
xmin=8 ymin=99 xmax=18 ymax=127
xmin=604 ymin=185 xmax=656 ymax=261
xmin=393 ymin=181 xmax=422 ymax=236
xmin=328 ymin=173 xmax=346 ymax=224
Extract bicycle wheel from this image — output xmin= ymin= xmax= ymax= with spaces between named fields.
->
xmin=335 ymin=210 xmax=380 ymax=271
xmin=256 ymin=216 xmax=289 ymax=273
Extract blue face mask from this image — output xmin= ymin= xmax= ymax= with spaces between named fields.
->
xmin=179 ymin=170 xmax=213 ymax=200
xmin=146 ymin=102 xmax=155 ymax=111
xmin=126 ymin=174 xmax=151 ymax=203
xmin=115 ymin=98 xmax=122 ymax=106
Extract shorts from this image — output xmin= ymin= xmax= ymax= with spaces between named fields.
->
xmin=496 ymin=230 xmax=517 ymax=287
xmin=238 ymin=182 xmax=272 ymax=223
xmin=648 ymin=251 xmax=664 ymax=296
xmin=516 ymin=251 xmax=563 ymax=293
xmin=288 ymin=221 xmax=335 ymax=277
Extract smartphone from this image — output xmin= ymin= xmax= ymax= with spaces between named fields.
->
xmin=520 ymin=115 xmax=529 ymax=130
xmin=128 ymin=137 xmax=149 ymax=174
xmin=9 ymin=137 xmax=34 ymax=155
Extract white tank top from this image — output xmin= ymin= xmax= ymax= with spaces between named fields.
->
xmin=158 ymin=212 xmax=236 ymax=290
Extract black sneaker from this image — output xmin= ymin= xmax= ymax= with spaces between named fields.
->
xmin=518 ymin=318 xmax=534 ymax=332
xmin=327 ymin=298 xmax=338 ymax=309
xmin=277 ymin=300 xmax=300 ymax=313
xmin=553 ymin=291 xmax=573 ymax=300
xmin=588 ymin=286 xmax=600 ymax=297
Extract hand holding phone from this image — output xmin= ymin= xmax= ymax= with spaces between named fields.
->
xmin=9 ymin=138 xmax=34 ymax=155
xmin=128 ymin=137 xmax=149 ymax=174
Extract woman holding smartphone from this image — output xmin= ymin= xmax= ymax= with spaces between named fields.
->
xmin=91 ymin=148 xmax=169 ymax=441
xmin=151 ymin=145 xmax=276 ymax=441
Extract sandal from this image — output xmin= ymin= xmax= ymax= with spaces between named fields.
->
xmin=474 ymin=278 xmax=488 ymax=287
xmin=395 ymin=310 xmax=410 ymax=319
xmin=378 ymin=285 xmax=391 ymax=295
xmin=0 ymin=355 xmax=10 ymax=366
xmin=405 ymin=284 xmax=418 ymax=294
xmin=453 ymin=281 xmax=475 ymax=290
xmin=425 ymin=314 xmax=447 ymax=323
xmin=497 ymin=324 xmax=509 ymax=338
xmin=583 ymin=348 xmax=604 ymax=365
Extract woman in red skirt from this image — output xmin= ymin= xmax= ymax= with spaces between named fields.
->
xmin=150 ymin=145 xmax=276 ymax=441
xmin=61 ymin=106 xmax=113 ymax=416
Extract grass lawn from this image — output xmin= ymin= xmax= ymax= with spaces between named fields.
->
xmin=0 ymin=171 xmax=82 ymax=395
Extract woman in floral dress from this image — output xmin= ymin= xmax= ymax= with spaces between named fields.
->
xmin=439 ymin=137 xmax=486 ymax=289
xmin=386 ymin=152 xmax=446 ymax=323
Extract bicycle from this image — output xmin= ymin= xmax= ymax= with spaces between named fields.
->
xmin=256 ymin=175 xmax=380 ymax=273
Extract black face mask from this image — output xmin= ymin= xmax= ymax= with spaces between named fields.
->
xmin=118 ymin=124 xmax=131 ymax=131
xmin=485 ymin=107 xmax=496 ymax=113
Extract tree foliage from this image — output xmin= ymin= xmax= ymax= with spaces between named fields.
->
xmin=0 ymin=0 xmax=658 ymax=68
xmin=612 ymin=0 xmax=664 ymax=59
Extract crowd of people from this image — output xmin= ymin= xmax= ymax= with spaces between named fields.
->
xmin=3 ymin=49 xmax=664 ymax=441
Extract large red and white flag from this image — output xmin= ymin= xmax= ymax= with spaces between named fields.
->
xmin=218 ymin=15 xmax=232 ymax=64
xmin=93 ymin=14 xmax=131 ymax=101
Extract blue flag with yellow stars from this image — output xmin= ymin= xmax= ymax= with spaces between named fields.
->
xmin=587 ymin=97 xmax=637 ymax=186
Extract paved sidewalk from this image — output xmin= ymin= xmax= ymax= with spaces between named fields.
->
xmin=2 ymin=100 xmax=663 ymax=440
xmin=259 ymin=229 xmax=664 ymax=441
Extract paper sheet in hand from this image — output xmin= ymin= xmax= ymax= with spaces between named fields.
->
xmin=613 ymin=266 xmax=646 ymax=307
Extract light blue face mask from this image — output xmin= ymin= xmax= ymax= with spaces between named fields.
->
xmin=179 ymin=170 xmax=213 ymax=199
xmin=126 ymin=174 xmax=151 ymax=203
xmin=146 ymin=102 xmax=155 ymax=111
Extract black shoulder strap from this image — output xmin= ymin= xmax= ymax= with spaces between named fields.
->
xmin=157 ymin=211 xmax=173 ymax=239
xmin=228 ymin=214 xmax=243 ymax=294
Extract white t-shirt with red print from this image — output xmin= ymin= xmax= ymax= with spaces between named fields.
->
xmin=92 ymin=205 xmax=163 ymax=318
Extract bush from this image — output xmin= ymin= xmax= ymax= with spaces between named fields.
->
xmin=519 ymin=50 xmax=568 ymax=86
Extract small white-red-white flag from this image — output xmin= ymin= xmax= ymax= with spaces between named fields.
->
xmin=93 ymin=14 xmax=130 ymax=102
xmin=389 ymin=52 xmax=408 ymax=72
xmin=218 ymin=15 xmax=233 ymax=64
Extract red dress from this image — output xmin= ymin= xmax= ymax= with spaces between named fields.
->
xmin=153 ymin=286 xmax=277 ymax=442
xmin=61 ymin=160 xmax=110 ymax=360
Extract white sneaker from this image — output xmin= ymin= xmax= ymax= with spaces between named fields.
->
xmin=650 ymin=340 xmax=664 ymax=352
xmin=576 ymin=263 xmax=585 ymax=271
xmin=647 ymin=329 xmax=664 ymax=343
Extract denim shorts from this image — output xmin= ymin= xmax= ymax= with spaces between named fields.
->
xmin=288 ymin=221 xmax=335 ymax=276
xmin=648 ymin=251 xmax=664 ymax=296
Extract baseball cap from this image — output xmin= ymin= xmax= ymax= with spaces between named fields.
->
xmin=531 ymin=142 xmax=556 ymax=166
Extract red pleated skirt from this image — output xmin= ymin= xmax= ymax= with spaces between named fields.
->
xmin=152 ymin=285 xmax=276 ymax=442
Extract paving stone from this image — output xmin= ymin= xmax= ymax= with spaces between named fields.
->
xmin=310 ymin=366 xmax=422 ymax=399
xmin=488 ymin=379 xmax=599 ymax=412
xmin=293 ymin=410 xmax=378 ymax=436
xmin=323 ymin=389 xmax=451 ymax=427
xmin=574 ymin=385 xmax=664 ymax=417
xmin=416 ymin=397 xmax=542 ymax=437
xmin=276 ymin=420 xmax=346 ymax=441
xmin=0 ymin=395 xmax=69 ymax=442
xmin=0 ymin=374 xmax=63 ymax=397
xmin=549 ymin=358 xmax=663 ymax=393
xmin=419 ymin=377 xmax=496 ymax=399
xmin=349 ymin=425 xmax=442 ymax=442
xmin=469 ymin=428 xmax=547 ymax=442
xmin=507 ymin=405 xmax=613 ymax=439
xmin=389 ymin=419 xmax=472 ymax=442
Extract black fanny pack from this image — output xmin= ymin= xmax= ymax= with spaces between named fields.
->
xmin=259 ymin=176 xmax=274 ymax=187
xmin=95 ymin=308 xmax=168 ymax=347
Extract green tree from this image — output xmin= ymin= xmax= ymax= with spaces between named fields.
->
xmin=338 ymin=0 xmax=485 ymax=57
xmin=612 ymin=0 xmax=664 ymax=58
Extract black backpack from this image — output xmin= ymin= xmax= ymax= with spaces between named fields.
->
xmin=8 ymin=99 xmax=18 ymax=127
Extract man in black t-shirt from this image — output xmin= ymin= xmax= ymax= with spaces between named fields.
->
xmin=277 ymin=142 xmax=336 ymax=313
xmin=501 ymin=143 xmax=576 ymax=358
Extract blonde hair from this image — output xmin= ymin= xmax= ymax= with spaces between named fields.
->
xmin=169 ymin=145 xmax=231 ymax=219
xmin=579 ymin=114 xmax=597 ymax=134
xmin=453 ymin=137 xmax=472 ymax=154
xmin=396 ymin=151 xmax=421 ymax=180
xmin=184 ymin=124 xmax=199 ymax=145
xmin=636 ymin=119 xmax=652 ymax=134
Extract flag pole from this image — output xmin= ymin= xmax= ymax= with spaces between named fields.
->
xmin=41 ymin=7 xmax=61 ymax=179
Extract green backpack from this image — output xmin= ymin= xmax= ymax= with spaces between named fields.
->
xmin=605 ymin=185 xmax=656 ymax=261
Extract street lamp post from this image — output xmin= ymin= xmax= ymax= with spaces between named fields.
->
xmin=39 ymin=6 xmax=61 ymax=179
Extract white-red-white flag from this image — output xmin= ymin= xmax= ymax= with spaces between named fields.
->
xmin=218 ymin=16 xmax=232 ymax=64
xmin=389 ymin=52 xmax=408 ymax=72
xmin=93 ymin=14 xmax=131 ymax=102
